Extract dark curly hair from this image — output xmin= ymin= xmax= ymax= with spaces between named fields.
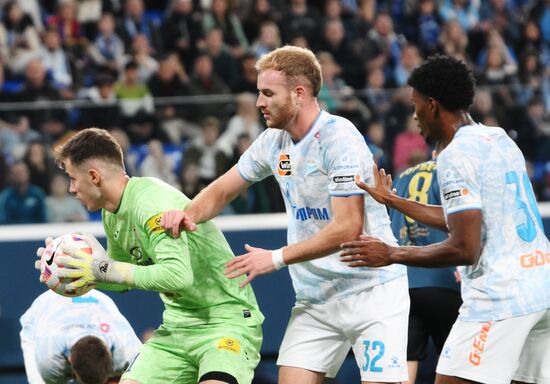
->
xmin=407 ymin=55 xmax=476 ymax=111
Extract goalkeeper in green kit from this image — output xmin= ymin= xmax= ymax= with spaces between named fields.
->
xmin=41 ymin=128 xmax=264 ymax=384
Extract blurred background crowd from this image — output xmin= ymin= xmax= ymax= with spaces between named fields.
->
xmin=0 ymin=0 xmax=548 ymax=224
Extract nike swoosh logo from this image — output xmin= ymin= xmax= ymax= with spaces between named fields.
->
xmin=46 ymin=242 xmax=61 ymax=266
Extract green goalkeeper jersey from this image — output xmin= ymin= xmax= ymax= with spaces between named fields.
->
xmin=102 ymin=177 xmax=264 ymax=328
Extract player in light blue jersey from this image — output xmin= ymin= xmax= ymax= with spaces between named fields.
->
xmin=341 ymin=55 xmax=550 ymax=384
xmin=390 ymin=157 xmax=461 ymax=383
xmin=20 ymin=289 xmax=141 ymax=384
xmin=161 ymin=46 xmax=410 ymax=384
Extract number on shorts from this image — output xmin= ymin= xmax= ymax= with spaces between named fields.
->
xmin=362 ymin=340 xmax=385 ymax=373
xmin=506 ymin=171 xmax=544 ymax=242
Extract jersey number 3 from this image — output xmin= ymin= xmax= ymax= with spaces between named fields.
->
xmin=506 ymin=171 xmax=544 ymax=242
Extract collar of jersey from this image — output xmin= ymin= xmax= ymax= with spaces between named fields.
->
xmin=112 ymin=177 xmax=133 ymax=215
xmin=291 ymin=109 xmax=324 ymax=145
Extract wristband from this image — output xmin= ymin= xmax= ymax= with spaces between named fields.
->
xmin=271 ymin=248 xmax=287 ymax=270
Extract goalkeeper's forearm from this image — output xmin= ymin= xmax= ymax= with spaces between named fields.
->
xmin=95 ymin=259 xmax=135 ymax=286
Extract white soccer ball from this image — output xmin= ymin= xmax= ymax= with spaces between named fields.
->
xmin=40 ymin=234 xmax=94 ymax=297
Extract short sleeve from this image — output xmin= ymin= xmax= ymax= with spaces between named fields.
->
xmin=437 ymin=147 xmax=482 ymax=215
xmin=324 ymin=123 xmax=370 ymax=196
xmin=237 ymin=130 xmax=274 ymax=183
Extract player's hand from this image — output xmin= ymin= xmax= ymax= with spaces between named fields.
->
xmin=35 ymin=237 xmax=53 ymax=282
xmin=161 ymin=210 xmax=197 ymax=238
xmin=56 ymin=234 xmax=133 ymax=289
xmin=340 ymin=235 xmax=394 ymax=267
xmin=224 ymin=244 xmax=276 ymax=287
xmin=355 ymin=164 xmax=396 ymax=205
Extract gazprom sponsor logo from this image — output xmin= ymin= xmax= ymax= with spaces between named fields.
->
xmin=333 ymin=175 xmax=354 ymax=183
xmin=295 ymin=207 xmax=330 ymax=221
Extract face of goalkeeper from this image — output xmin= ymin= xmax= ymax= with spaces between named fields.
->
xmin=64 ymin=158 xmax=128 ymax=213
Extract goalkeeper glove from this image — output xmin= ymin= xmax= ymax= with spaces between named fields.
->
xmin=55 ymin=233 xmax=135 ymax=290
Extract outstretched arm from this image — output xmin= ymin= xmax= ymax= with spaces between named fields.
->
xmin=225 ymin=194 xmax=365 ymax=286
xmin=161 ymin=165 xmax=249 ymax=236
xmin=341 ymin=209 xmax=482 ymax=268
xmin=357 ymin=164 xmax=448 ymax=231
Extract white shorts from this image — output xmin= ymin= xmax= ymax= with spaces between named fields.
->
xmin=277 ymin=275 xmax=409 ymax=382
xmin=436 ymin=309 xmax=550 ymax=384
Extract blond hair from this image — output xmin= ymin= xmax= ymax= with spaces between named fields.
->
xmin=255 ymin=45 xmax=322 ymax=96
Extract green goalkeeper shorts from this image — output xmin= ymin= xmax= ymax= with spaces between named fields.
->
xmin=121 ymin=322 xmax=262 ymax=383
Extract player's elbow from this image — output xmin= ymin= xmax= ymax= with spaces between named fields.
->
xmin=452 ymin=242 xmax=480 ymax=266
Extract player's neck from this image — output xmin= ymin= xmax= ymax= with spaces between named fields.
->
xmin=441 ymin=111 xmax=475 ymax=148
xmin=103 ymin=175 xmax=130 ymax=213
xmin=287 ymin=100 xmax=321 ymax=142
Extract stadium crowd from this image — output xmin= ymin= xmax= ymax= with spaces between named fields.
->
xmin=0 ymin=0 xmax=548 ymax=224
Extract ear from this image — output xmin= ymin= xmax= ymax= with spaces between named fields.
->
xmin=294 ymin=85 xmax=306 ymax=104
xmin=428 ymin=97 xmax=439 ymax=118
xmin=88 ymin=168 xmax=101 ymax=186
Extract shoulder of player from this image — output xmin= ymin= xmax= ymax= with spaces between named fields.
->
xmin=316 ymin=113 xmax=364 ymax=144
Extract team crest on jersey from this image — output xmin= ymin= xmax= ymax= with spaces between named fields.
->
xmin=146 ymin=214 xmax=164 ymax=234
xmin=278 ymin=154 xmax=291 ymax=176
xmin=217 ymin=338 xmax=241 ymax=354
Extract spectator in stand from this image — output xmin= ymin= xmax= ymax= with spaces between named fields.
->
xmin=362 ymin=67 xmax=392 ymax=121
xmin=202 ymin=0 xmax=249 ymax=58
xmin=217 ymin=92 xmax=263 ymax=157
xmin=405 ymin=0 xmax=442 ymax=56
xmin=109 ymin=128 xmax=137 ymax=176
xmin=317 ymin=51 xmax=347 ymax=113
xmin=46 ymin=0 xmax=83 ymax=56
xmin=232 ymin=51 xmax=259 ymax=94
xmin=438 ymin=19 xmax=468 ymax=58
xmin=116 ymin=0 xmax=162 ymax=54
xmin=114 ymin=60 xmax=154 ymax=119
xmin=39 ymin=26 xmax=74 ymax=91
xmin=358 ymin=12 xmax=403 ymax=77
xmin=23 ymin=141 xmax=56 ymax=195
xmin=476 ymin=28 xmax=518 ymax=70
xmin=322 ymin=0 xmax=357 ymax=41
xmin=242 ymin=0 xmax=282 ymax=44
xmin=227 ymin=133 xmax=271 ymax=214
xmin=280 ymin=0 xmax=322 ymax=45
xmin=183 ymin=116 xmax=227 ymax=187
xmin=478 ymin=0 xmax=522 ymax=48
xmin=147 ymin=54 xmax=199 ymax=144
xmin=250 ymin=21 xmax=281 ymax=58
xmin=204 ymin=27 xmax=240 ymax=90
xmin=176 ymin=162 xmax=202 ymax=198
xmin=16 ymin=59 xmax=68 ymax=142
xmin=46 ymin=172 xmax=88 ymax=222
xmin=316 ymin=19 xmax=364 ymax=89
xmin=0 ymin=161 xmax=46 ymax=224
xmin=188 ymin=53 xmax=231 ymax=121
xmin=516 ymin=47 xmax=545 ymax=106
xmin=438 ymin=0 xmax=479 ymax=32
xmin=122 ymin=34 xmax=159 ymax=83
xmin=78 ymin=73 xmax=121 ymax=131
xmin=138 ymin=138 xmax=177 ymax=185
xmin=162 ymin=0 xmax=204 ymax=70
xmin=392 ymin=114 xmax=429 ymax=174
xmin=88 ymin=13 xmax=125 ymax=78
xmin=393 ymin=43 xmax=423 ymax=87
xmin=0 ymin=1 xmax=41 ymax=76
xmin=364 ymin=120 xmax=388 ymax=169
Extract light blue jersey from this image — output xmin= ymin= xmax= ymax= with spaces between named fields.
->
xmin=20 ymin=290 xmax=141 ymax=383
xmin=437 ymin=124 xmax=550 ymax=322
xmin=238 ymin=110 xmax=405 ymax=303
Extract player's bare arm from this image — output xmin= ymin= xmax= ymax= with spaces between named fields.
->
xmin=341 ymin=209 xmax=481 ymax=268
xmin=225 ymin=194 xmax=364 ymax=286
xmin=161 ymin=165 xmax=250 ymax=237
xmin=357 ymin=164 xmax=448 ymax=231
